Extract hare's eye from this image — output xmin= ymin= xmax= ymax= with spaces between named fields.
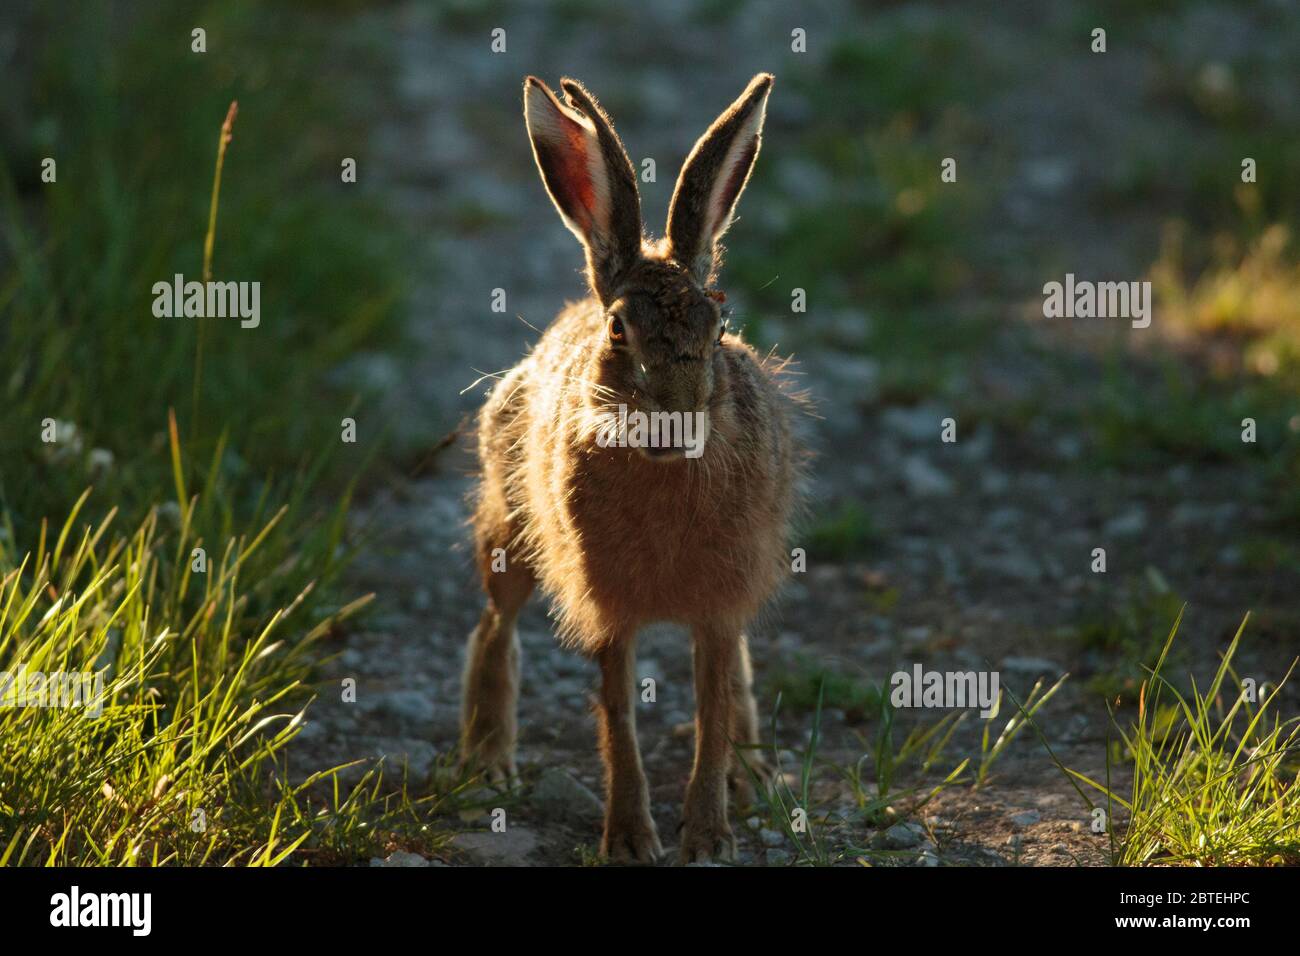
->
xmin=608 ymin=315 xmax=626 ymax=344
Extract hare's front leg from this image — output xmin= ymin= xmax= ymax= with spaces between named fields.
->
xmin=681 ymin=621 xmax=740 ymax=863
xmin=596 ymin=636 xmax=662 ymax=863
xmin=460 ymin=534 xmax=534 ymax=786
xmin=728 ymin=634 xmax=772 ymax=808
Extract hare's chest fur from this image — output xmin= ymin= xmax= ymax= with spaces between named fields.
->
xmin=535 ymin=439 xmax=789 ymax=631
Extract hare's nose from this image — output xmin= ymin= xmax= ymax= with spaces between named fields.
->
xmin=658 ymin=388 xmax=709 ymax=416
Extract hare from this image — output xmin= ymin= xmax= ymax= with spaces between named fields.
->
xmin=461 ymin=72 xmax=805 ymax=864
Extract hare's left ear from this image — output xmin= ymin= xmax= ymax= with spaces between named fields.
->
xmin=524 ymin=76 xmax=643 ymax=303
xmin=666 ymin=73 xmax=773 ymax=284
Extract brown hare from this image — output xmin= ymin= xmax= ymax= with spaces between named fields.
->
xmin=461 ymin=72 xmax=805 ymax=864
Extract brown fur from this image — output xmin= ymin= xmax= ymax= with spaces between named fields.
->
xmin=461 ymin=73 xmax=806 ymax=864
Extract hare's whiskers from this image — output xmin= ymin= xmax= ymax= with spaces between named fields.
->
xmin=460 ymin=366 xmax=512 ymax=394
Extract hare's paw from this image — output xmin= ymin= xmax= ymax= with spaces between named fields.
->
xmin=679 ymin=813 xmax=736 ymax=864
xmin=457 ymin=742 xmax=519 ymax=790
xmin=477 ymin=757 xmax=519 ymax=790
xmin=460 ymin=716 xmax=519 ymax=788
xmin=601 ymin=813 xmax=663 ymax=864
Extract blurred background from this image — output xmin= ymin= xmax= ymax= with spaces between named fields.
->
xmin=1 ymin=0 xmax=1298 ymax=866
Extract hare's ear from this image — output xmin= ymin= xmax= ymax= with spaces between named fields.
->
xmin=666 ymin=73 xmax=773 ymax=284
xmin=524 ymin=76 xmax=642 ymax=302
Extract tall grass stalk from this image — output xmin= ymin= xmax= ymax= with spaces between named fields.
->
xmin=193 ymin=100 xmax=239 ymax=436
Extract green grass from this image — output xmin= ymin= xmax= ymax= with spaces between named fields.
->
xmin=745 ymin=689 xmax=838 ymax=866
xmin=722 ymin=13 xmax=994 ymax=376
xmin=0 ymin=1 xmax=406 ymax=537
xmin=1085 ymin=221 xmax=1300 ymax=525
xmin=0 ymin=443 xmax=452 ymax=865
xmin=1073 ymin=568 xmax=1189 ymax=698
xmin=805 ymin=501 xmax=880 ymax=562
xmin=818 ymin=22 xmax=997 ymax=125
xmin=841 ymin=693 xmax=969 ymax=831
xmin=1072 ymin=1 xmax=1300 ymax=529
xmin=1060 ymin=614 xmax=1300 ymax=865
xmin=764 ymin=656 xmax=881 ymax=720
xmin=974 ymin=675 xmax=1068 ymax=788
xmin=0 ymin=2 xmax=434 ymax=866
xmin=748 ymin=673 xmax=1064 ymax=865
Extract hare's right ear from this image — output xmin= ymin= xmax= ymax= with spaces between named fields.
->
xmin=666 ymin=73 xmax=773 ymax=285
xmin=524 ymin=76 xmax=642 ymax=303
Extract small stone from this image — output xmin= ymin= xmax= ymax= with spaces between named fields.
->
xmin=1023 ymin=157 xmax=1073 ymax=193
xmin=962 ymin=425 xmax=995 ymax=461
xmin=1104 ymin=508 xmax=1147 ymax=536
xmin=817 ymin=353 xmax=882 ymax=404
xmin=1001 ymin=656 xmax=1060 ymax=677
xmin=827 ymin=308 xmax=874 ymax=347
xmin=364 ymin=690 xmax=432 ymax=728
xmin=981 ymin=470 xmax=1010 ymax=495
xmin=348 ymin=737 xmax=437 ymax=784
xmin=901 ymin=455 xmax=956 ymax=497
xmin=1171 ymin=502 xmax=1237 ymax=528
xmin=985 ymin=551 xmax=1044 ymax=583
xmin=531 ymin=768 xmax=604 ymax=824
xmin=881 ymin=404 xmax=947 ymax=442
xmin=88 ymin=448 xmax=115 ymax=474
xmin=550 ymin=677 xmax=589 ymax=698
xmin=902 ymin=625 xmax=933 ymax=650
xmin=883 ymin=822 xmax=925 ymax=849
xmin=986 ymin=507 xmax=1021 ymax=530
xmin=637 ymin=657 xmax=664 ymax=685
xmin=1010 ymin=810 xmax=1041 ymax=827
xmin=759 ymin=828 xmax=785 ymax=848
xmin=1054 ymin=435 xmax=1083 ymax=460
xmin=452 ymin=828 xmax=539 ymax=865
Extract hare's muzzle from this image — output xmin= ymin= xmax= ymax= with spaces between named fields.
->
xmin=642 ymin=445 xmax=684 ymax=461
xmin=632 ymin=406 xmax=710 ymax=462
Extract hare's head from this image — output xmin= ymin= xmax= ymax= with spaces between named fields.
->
xmin=524 ymin=73 xmax=773 ymax=458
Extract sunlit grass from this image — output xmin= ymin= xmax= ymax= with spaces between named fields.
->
xmin=1153 ymin=223 xmax=1300 ymax=380
xmin=0 ymin=439 xmax=452 ymax=865
xmin=1060 ymin=613 xmax=1300 ymax=866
